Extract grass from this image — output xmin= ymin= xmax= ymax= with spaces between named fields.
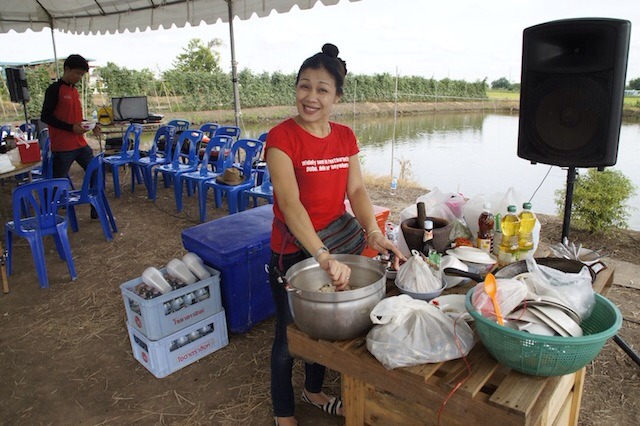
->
xmin=486 ymin=90 xmax=520 ymax=101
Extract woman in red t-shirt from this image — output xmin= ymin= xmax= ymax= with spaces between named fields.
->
xmin=265 ymin=43 xmax=404 ymax=426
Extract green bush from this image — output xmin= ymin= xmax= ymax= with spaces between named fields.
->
xmin=554 ymin=168 xmax=637 ymax=233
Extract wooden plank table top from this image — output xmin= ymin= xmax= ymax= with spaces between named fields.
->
xmin=287 ymin=262 xmax=615 ymax=425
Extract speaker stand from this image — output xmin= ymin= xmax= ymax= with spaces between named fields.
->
xmin=561 ymin=166 xmax=577 ymax=242
xmin=21 ymin=101 xmax=29 ymax=127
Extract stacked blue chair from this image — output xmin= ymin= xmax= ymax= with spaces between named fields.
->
xmin=242 ymin=165 xmax=273 ymax=209
xmin=103 ymin=123 xmax=143 ymax=198
xmin=180 ymin=135 xmax=233 ymax=222
xmin=131 ymin=125 xmax=176 ymax=199
xmin=153 ymin=130 xmax=203 ymax=209
xmin=258 ymin=132 xmax=268 ymax=142
xmin=18 ymin=123 xmax=36 ymax=139
xmin=204 ymin=138 xmax=264 ymax=215
xmin=67 ymin=154 xmax=117 ymax=241
xmin=4 ymin=178 xmax=76 ymax=289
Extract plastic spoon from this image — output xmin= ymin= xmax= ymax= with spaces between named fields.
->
xmin=483 ymin=273 xmax=504 ymax=325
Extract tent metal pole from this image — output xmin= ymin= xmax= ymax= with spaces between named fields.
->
xmin=227 ymin=0 xmax=241 ymax=127
xmin=49 ymin=20 xmax=59 ymax=79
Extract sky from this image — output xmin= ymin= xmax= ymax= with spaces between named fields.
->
xmin=1 ymin=0 xmax=639 ymax=84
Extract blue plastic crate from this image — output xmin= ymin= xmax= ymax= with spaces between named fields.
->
xmin=181 ymin=205 xmax=275 ymax=333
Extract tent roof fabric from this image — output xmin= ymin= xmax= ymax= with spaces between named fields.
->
xmin=0 ymin=0 xmax=360 ymax=35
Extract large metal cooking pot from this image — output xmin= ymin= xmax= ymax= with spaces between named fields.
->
xmin=284 ymin=254 xmax=386 ymax=341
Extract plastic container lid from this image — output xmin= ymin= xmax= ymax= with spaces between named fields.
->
xmin=507 ymin=205 xmax=516 ymax=212
xmin=523 ymin=202 xmax=532 ymax=210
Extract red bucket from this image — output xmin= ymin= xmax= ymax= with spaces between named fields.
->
xmin=17 ymin=139 xmax=41 ymax=163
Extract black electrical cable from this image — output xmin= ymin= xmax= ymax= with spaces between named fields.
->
xmin=528 ymin=165 xmax=554 ymax=203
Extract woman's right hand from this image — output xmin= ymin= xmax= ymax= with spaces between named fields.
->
xmin=317 ymin=252 xmax=351 ymax=290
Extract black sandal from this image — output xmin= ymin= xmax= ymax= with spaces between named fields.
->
xmin=301 ymin=390 xmax=343 ymax=416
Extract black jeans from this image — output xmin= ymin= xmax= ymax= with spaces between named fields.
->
xmin=52 ymin=145 xmax=94 ymax=179
xmin=269 ymin=250 xmax=326 ymax=417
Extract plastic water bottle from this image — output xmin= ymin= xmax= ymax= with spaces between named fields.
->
xmin=92 ymin=109 xmax=98 ymax=121
xmin=476 ymin=202 xmax=495 ymax=253
xmin=390 ymin=177 xmax=397 ymax=195
xmin=498 ymin=205 xmax=520 ymax=266
xmin=518 ymin=202 xmax=536 ymax=258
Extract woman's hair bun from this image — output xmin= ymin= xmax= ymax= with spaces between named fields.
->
xmin=322 ymin=43 xmax=339 ymax=58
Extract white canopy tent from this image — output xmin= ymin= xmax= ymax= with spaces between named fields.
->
xmin=0 ymin=0 xmax=361 ymax=125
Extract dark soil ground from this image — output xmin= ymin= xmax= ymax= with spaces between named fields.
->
xmin=1 ymin=104 xmax=638 ymax=425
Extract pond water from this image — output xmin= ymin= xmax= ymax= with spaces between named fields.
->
xmin=244 ymin=111 xmax=640 ymax=231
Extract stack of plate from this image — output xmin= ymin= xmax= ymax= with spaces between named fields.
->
xmin=505 ymin=296 xmax=583 ymax=337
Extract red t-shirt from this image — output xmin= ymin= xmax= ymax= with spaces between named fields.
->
xmin=266 ymin=118 xmax=359 ymax=254
xmin=41 ymin=80 xmax=87 ymax=152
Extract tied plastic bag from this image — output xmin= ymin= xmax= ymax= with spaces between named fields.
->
xmin=525 ymin=257 xmax=595 ymax=320
xmin=396 ymin=250 xmax=441 ymax=293
xmin=366 ymin=295 xmax=475 ymax=369
xmin=471 ymin=278 xmax=528 ymax=321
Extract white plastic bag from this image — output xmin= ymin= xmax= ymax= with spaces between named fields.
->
xmin=462 ymin=188 xmax=540 ymax=254
xmin=525 ymin=257 xmax=595 ymax=320
xmin=396 ymin=251 xmax=441 ymax=293
xmin=366 ymin=295 xmax=475 ymax=369
xmin=471 ymin=278 xmax=528 ymax=320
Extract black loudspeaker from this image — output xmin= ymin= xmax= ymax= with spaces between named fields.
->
xmin=518 ymin=18 xmax=631 ymax=168
xmin=5 ymin=67 xmax=30 ymax=103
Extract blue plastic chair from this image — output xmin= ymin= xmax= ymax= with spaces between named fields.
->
xmin=179 ymin=135 xmax=233 ymax=222
xmin=258 ymin=132 xmax=268 ymax=142
xmin=242 ymin=166 xmax=273 ymax=210
xmin=199 ymin=123 xmax=220 ymax=138
xmin=103 ymin=123 xmax=143 ymax=198
xmin=19 ymin=123 xmax=36 ymax=139
xmin=30 ymin=134 xmax=52 ymax=181
xmin=67 ymin=154 xmax=117 ymax=241
xmin=153 ymin=130 xmax=203 ymax=208
xmin=1 ymin=124 xmax=11 ymax=140
xmin=167 ymin=119 xmax=190 ymax=134
xmin=214 ymin=125 xmax=241 ymax=141
xmin=4 ymin=178 xmax=76 ymax=289
xmin=204 ymin=138 xmax=264 ymax=215
xmin=131 ymin=125 xmax=176 ymax=199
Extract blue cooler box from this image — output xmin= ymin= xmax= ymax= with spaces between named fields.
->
xmin=182 ymin=205 xmax=275 ymax=333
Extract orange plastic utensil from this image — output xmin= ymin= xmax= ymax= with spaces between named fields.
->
xmin=484 ymin=273 xmax=504 ymax=325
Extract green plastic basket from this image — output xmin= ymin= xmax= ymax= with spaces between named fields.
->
xmin=464 ymin=289 xmax=622 ymax=376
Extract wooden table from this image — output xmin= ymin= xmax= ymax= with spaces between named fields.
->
xmin=0 ymin=160 xmax=42 ymax=294
xmin=288 ymin=265 xmax=614 ymax=426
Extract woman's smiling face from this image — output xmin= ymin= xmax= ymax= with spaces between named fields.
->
xmin=295 ymin=67 xmax=341 ymax=125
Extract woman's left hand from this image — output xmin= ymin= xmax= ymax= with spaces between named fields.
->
xmin=367 ymin=231 xmax=406 ymax=270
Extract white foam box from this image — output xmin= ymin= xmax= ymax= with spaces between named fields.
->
xmin=120 ymin=266 xmax=223 ymax=340
xmin=128 ymin=310 xmax=229 ymax=378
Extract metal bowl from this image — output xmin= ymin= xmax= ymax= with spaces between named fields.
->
xmin=285 ymin=254 xmax=386 ymax=341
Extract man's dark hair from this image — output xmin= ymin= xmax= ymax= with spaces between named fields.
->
xmin=64 ymin=54 xmax=89 ymax=72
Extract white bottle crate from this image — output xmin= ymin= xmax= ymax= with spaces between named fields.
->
xmin=120 ymin=266 xmax=223 ymax=340
xmin=128 ymin=310 xmax=229 ymax=378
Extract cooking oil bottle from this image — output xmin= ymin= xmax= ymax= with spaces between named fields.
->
xmin=498 ymin=205 xmax=520 ymax=266
xmin=518 ymin=202 xmax=536 ymax=259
